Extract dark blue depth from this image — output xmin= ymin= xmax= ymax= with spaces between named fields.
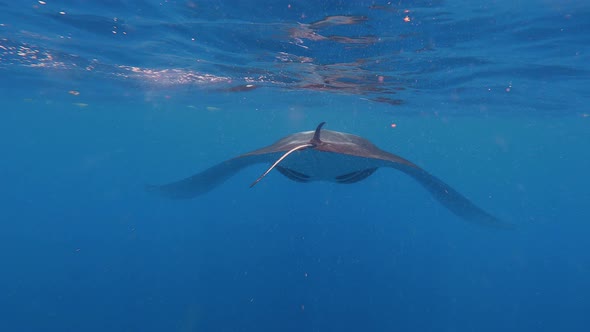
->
xmin=1 ymin=1 xmax=589 ymax=332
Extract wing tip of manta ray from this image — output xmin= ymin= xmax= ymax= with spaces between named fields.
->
xmin=145 ymin=184 xmax=193 ymax=200
xmin=145 ymin=184 xmax=166 ymax=197
xmin=467 ymin=214 xmax=515 ymax=230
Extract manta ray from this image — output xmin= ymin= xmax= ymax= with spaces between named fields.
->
xmin=152 ymin=122 xmax=507 ymax=228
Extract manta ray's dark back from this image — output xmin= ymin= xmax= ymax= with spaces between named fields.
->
xmin=151 ymin=122 xmax=510 ymax=229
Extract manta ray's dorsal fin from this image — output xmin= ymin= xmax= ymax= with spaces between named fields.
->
xmin=250 ymin=143 xmax=313 ymax=188
xmin=310 ymin=122 xmax=326 ymax=146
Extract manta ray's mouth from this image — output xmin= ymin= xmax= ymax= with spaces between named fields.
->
xmin=276 ymin=166 xmax=310 ymax=183
xmin=334 ymin=167 xmax=378 ymax=184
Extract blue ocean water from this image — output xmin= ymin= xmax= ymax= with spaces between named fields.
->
xmin=1 ymin=1 xmax=589 ymax=331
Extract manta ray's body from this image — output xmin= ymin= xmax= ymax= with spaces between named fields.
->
xmin=153 ymin=122 xmax=507 ymax=228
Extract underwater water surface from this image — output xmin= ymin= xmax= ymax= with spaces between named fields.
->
xmin=1 ymin=1 xmax=589 ymax=331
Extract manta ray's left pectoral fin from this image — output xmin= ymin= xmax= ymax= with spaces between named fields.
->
xmin=148 ymin=154 xmax=271 ymax=199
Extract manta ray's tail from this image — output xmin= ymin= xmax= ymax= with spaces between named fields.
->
xmin=249 ymin=143 xmax=313 ymax=188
